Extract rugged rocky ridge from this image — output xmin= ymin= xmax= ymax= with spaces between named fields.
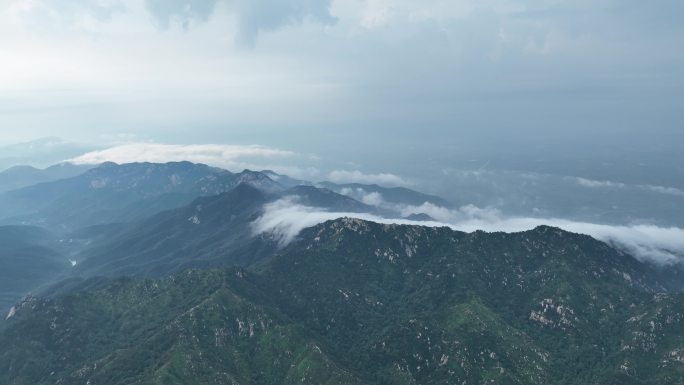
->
xmin=71 ymin=183 xmax=275 ymax=278
xmin=1 ymin=219 xmax=682 ymax=385
xmin=256 ymin=219 xmax=683 ymax=384
xmin=68 ymin=183 xmax=382 ymax=279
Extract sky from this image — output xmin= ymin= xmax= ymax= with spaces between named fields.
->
xmin=0 ymin=0 xmax=682 ymax=264
xmin=1 ymin=0 xmax=682 ymax=143
xmin=0 ymin=0 xmax=683 ymax=210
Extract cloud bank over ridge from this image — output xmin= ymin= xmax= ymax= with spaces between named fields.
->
xmin=253 ymin=195 xmax=684 ymax=266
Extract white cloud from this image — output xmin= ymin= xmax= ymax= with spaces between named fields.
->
xmin=251 ymin=196 xmax=434 ymax=246
xmin=336 ymin=187 xmax=489 ymax=223
xmin=359 ymin=191 xmax=384 ymax=206
xmin=574 ymin=177 xmax=626 ymax=189
xmin=255 ymin=165 xmax=320 ymax=180
xmin=359 ymin=0 xmax=393 ymax=28
xmin=253 ymin=198 xmax=684 ymax=266
xmin=339 ymin=187 xmax=385 ymax=206
xmin=461 ymin=218 xmax=684 ymax=266
xmin=573 ymin=177 xmax=684 ymax=198
xmin=642 ymin=185 xmax=684 ymax=198
xmin=328 ymin=170 xmax=408 ymax=186
xmin=336 ymin=187 xmax=463 ymax=222
xmin=398 ymin=202 xmax=457 ymax=222
xmin=67 ymin=142 xmax=296 ymax=170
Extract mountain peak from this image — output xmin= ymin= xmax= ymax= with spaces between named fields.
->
xmin=1 ymin=165 xmax=40 ymax=173
xmin=97 ymin=161 xmax=119 ymax=168
xmin=531 ymin=224 xmax=568 ymax=236
xmin=234 ymin=170 xmax=282 ymax=193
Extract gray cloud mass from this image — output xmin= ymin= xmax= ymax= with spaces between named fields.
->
xmin=145 ymin=0 xmax=335 ymax=45
xmin=1 ymin=0 xmax=682 ymax=257
xmin=145 ymin=0 xmax=218 ymax=29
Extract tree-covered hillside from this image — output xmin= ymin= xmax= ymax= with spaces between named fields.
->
xmin=1 ymin=219 xmax=682 ymax=385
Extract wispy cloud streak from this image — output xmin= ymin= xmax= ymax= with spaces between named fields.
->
xmin=328 ymin=170 xmax=409 ymax=186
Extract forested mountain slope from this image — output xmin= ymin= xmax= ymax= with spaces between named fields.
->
xmin=2 ymin=219 xmax=681 ymax=385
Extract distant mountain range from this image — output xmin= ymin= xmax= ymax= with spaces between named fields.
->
xmin=0 ymin=137 xmax=93 ymax=171
xmin=0 ymin=161 xmax=280 ymax=230
xmin=318 ymin=181 xmax=454 ymax=208
xmin=0 ymin=160 xmax=681 ymax=384
xmin=70 ymin=184 xmax=275 ymax=278
xmin=0 ymin=162 xmax=440 ymax=232
xmin=0 ymin=163 xmax=94 ymax=193
xmin=0 ymin=161 xmax=455 ymax=309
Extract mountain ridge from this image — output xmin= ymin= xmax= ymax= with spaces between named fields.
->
xmin=1 ymin=217 xmax=682 ymax=385
xmin=0 ymin=162 xmax=281 ymax=231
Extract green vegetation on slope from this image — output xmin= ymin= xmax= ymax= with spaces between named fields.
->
xmin=1 ymin=219 xmax=682 ymax=385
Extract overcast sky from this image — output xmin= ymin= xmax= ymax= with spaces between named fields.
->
xmin=1 ymin=0 xmax=683 ymax=181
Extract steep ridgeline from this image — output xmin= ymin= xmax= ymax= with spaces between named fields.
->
xmin=319 ymin=182 xmax=454 ymax=210
xmin=1 ymin=219 xmax=682 ymax=385
xmin=0 ymin=180 xmax=381 ymax=311
xmin=71 ymin=184 xmax=274 ymax=278
xmin=257 ymin=220 xmax=683 ymax=385
xmin=257 ymin=170 xmax=455 ymax=218
xmin=70 ymin=184 xmax=376 ymax=279
xmin=260 ymin=170 xmax=312 ymax=188
xmin=285 ymin=185 xmax=380 ymax=213
xmin=0 ymin=162 xmax=282 ymax=231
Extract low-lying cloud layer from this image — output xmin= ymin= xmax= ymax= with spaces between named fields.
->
xmin=251 ymin=196 xmax=433 ymax=246
xmin=253 ymin=196 xmax=684 ymax=266
xmin=328 ymin=170 xmax=409 ymax=186
xmin=573 ymin=177 xmax=684 ymax=198
xmin=69 ymin=142 xmax=293 ymax=164
xmin=338 ymin=187 xmax=454 ymax=221
xmin=66 ymin=142 xmax=320 ymax=179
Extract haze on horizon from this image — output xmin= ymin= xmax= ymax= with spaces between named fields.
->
xmin=1 ymin=0 xmax=683 ymax=228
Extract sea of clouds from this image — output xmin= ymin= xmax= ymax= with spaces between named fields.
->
xmin=252 ymin=193 xmax=684 ymax=266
